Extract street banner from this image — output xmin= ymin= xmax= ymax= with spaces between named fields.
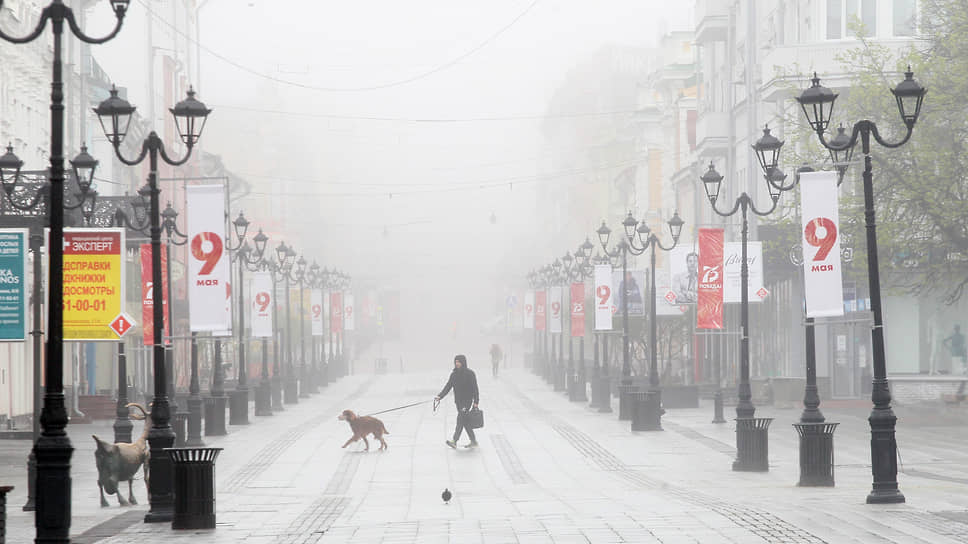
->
xmin=697 ymin=228 xmax=724 ymax=329
xmin=323 ymin=289 xmax=330 ymax=333
xmin=535 ymin=290 xmax=546 ymax=331
xmin=668 ymin=245 xmax=698 ymax=304
xmin=330 ymin=291 xmax=343 ymax=333
xmin=800 ymin=170 xmax=845 ymax=317
xmin=139 ymin=243 xmax=170 ymax=346
xmin=186 ymin=185 xmax=231 ymax=331
xmin=549 ymin=285 xmax=562 ymax=333
xmin=345 ymin=293 xmax=355 ymax=331
xmin=310 ymin=289 xmax=323 ymax=336
xmin=523 ymin=290 xmax=534 ymax=330
xmin=594 ymin=264 xmax=613 ymax=330
xmin=570 ymin=282 xmax=585 ymax=337
xmin=612 ymin=269 xmax=645 ymax=316
xmin=652 ymin=266 xmax=688 ymax=316
xmin=724 ymin=242 xmax=765 ymax=303
xmin=250 ymin=271 xmax=273 ymax=338
xmin=58 ymin=228 xmax=125 ymax=340
xmin=0 ymin=229 xmax=28 ymax=341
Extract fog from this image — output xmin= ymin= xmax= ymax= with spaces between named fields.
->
xmin=88 ymin=1 xmax=693 ymax=370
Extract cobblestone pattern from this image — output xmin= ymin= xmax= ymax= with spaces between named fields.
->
xmin=890 ymin=511 xmax=968 ymax=543
xmin=519 ymin=390 xmax=828 ymax=543
xmin=663 ymin=420 xmax=736 ymax=455
xmin=272 ymin=496 xmax=350 ymax=544
xmin=222 ymin=378 xmax=374 ymax=493
xmin=490 ymin=434 xmax=534 ymax=484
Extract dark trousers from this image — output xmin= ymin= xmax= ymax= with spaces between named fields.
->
xmin=453 ymin=405 xmax=476 ymax=442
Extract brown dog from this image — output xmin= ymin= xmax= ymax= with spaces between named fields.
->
xmin=338 ymin=409 xmax=389 ymax=451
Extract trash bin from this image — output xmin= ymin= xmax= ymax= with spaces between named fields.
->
xmin=618 ymin=383 xmax=639 ymax=421
xmin=630 ymin=391 xmax=650 ymax=431
xmin=733 ymin=417 xmax=772 ymax=472
xmin=0 ymin=485 xmax=13 ymax=544
xmin=793 ymin=422 xmax=839 ymax=486
xmin=166 ymin=447 xmax=223 ymax=530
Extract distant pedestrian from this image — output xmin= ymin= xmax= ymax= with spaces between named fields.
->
xmin=489 ymin=344 xmax=503 ymax=377
xmin=435 ymin=354 xmax=480 ymax=449
xmin=944 ymin=325 xmax=967 ymax=374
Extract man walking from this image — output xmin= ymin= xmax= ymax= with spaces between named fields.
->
xmin=435 ymin=354 xmax=480 ymax=448
xmin=489 ymin=344 xmax=503 ymax=377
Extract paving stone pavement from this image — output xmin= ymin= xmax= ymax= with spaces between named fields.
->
xmin=3 ymin=365 xmax=968 ymax=543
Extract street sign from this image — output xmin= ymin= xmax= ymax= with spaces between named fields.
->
xmin=109 ymin=312 xmax=135 ymax=338
xmin=756 ymin=287 xmax=769 ymax=300
xmin=665 ymin=290 xmax=677 ymax=304
xmin=52 ymin=228 xmax=126 ymax=340
xmin=0 ymin=229 xmax=28 ymax=341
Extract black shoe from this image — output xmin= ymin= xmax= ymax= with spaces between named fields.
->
xmin=446 ymin=440 xmax=457 ymax=449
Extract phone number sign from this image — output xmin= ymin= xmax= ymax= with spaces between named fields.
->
xmin=62 ymin=229 xmax=125 ymax=340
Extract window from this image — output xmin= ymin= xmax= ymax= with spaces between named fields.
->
xmin=828 ymin=0 xmax=877 ymax=39
xmin=893 ymin=0 xmax=917 ymax=36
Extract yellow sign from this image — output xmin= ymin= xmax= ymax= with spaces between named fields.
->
xmin=60 ymin=229 xmax=125 ymax=340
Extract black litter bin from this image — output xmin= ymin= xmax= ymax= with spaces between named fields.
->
xmin=733 ymin=417 xmax=772 ymax=472
xmin=166 ymin=447 xmax=223 ymax=530
xmin=618 ymin=383 xmax=639 ymax=421
xmin=0 ymin=485 xmax=13 ymax=544
xmin=793 ymin=422 xmax=839 ymax=486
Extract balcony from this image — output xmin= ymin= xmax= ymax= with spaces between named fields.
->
xmin=695 ymin=110 xmax=728 ymax=158
xmin=695 ymin=0 xmax=728 ymax=44
xmin=759 ymin=39 xmax=920 ymax=102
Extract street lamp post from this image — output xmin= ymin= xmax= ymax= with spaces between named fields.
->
xmin=699 ymin=151 xmax=783 ymax=470
xmin=560 ymin=239 xmax=595 ymax=401
xmin=95 ymin=85 xmax=210 ymax=522
xmin=275 ymin=243 xmax=301 ymax=402
xmin=796 ymin=69 xmax=925 ymax=504
xmin=596 ymin=219 xmax=647 ymax=421
xmin=229 ymin=226 xmax=268 ymax=423
xmin=263 ymin=256 xmax=287 ymax=412
xmin=306 ymin=262 xmax=322 ymax=392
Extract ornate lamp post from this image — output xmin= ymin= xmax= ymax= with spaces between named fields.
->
xmin=699 ymin=150 xmax=784 ymax=470
xmin=796 ymin=69 xmax=925 ymax=504
xmin=275 ymin=242 xmax=301 ymax=402
xmin=306 ymin=262 xmax=323 ymax=392
xmin=229 ymin=224 xmax=268 ymax=422
xmin=559 ymin=239 xmax=595 ymax=401
xmin=0 ymin=2 xmax=130 ymax=536
xmin=621 ymin=212 xmax=683 ymax=430
xmin=263 ymin=255 xmax=290 ymax=411
xmin=95 ymin=85 xmax=210 ymax=523
xmin=290 ymin=254 xmax=311 ymax=397
xmin=0 ymin=147 xmax=99 ymax=514
xmin=596 ymin=218 xmax=648 ymax=421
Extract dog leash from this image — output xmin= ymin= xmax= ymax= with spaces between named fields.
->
xmin=363 ymin=400 xmax=433 ymax=418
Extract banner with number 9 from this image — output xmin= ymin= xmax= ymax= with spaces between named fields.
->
xmin=250 ymin=271 xmax=273 ymax=337
xmin=186 ymin=185 xmax=232 ymax=331
xmin=799 ymin=170 xmax=844 ymax=317
xmin=594 ymin=264 xmax=613 ymax=330
xmin=310 ymin=289 xmax=324 ymax=336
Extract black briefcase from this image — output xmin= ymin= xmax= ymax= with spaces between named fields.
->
xmin=462 ymin=408 xmax=484 ymax=429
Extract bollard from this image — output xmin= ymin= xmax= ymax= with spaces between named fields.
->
xmin=794 ymin=422 xmax=839 ymax=486
xmin=733 ymin=417 xmax=773 ymax=472
xmin=597 ymin=377 xmax=613 ymax=413
xmin=165 ymin=448 xmax=222 ymax=530
xmin=204 ymin=396 xmax=227 ymax=436
xmin=173 ymin=412 xmax=189 ymax=447
xmin=0 ymin=485 xmax=12 ymax=544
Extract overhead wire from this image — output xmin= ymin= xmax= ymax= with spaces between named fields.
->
xmin=136 ymin=0 xmax=540 ymax=93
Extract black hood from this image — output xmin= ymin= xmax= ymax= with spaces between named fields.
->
xmin=454 ymin=354 xmax=468 ymax=369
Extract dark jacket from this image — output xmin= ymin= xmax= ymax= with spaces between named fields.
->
xmin=438 ymin=365 xmax=479 ymax=408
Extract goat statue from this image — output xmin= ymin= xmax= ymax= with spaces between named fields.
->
xmin=93 ymin=402 xmax=150 ymax=507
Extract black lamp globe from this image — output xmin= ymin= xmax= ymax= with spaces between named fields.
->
xmin=94 ymin=85 xmax=136 ymax=146
xmin=752 ymin=125 xmax=784 ymax=178
xmin=597 ymin=221 xmax=612 ymax=248
xmin=0 ymin=144 xmax=23 ymax=191
xmin=891 ymin=67 xmax=927 ymax=129
xmin=622 ymin=211 xmax=638 ymax=240
xmin=700 ymin=162 xmax=724 ymax=203
xmin=253 ymin=228 xmax=268 ymax=257
xmin=668 ymin=212 xmax=684 ymax=242
xmin=232 ymin=211 xmax=249 ymax=242
xmin=796 ymin=73 xmax=838 ymax=134
xmin=170 ymin=87 xmax=211 ymax=146
xmin=69 ymin=144 xmax=98 ymax=193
